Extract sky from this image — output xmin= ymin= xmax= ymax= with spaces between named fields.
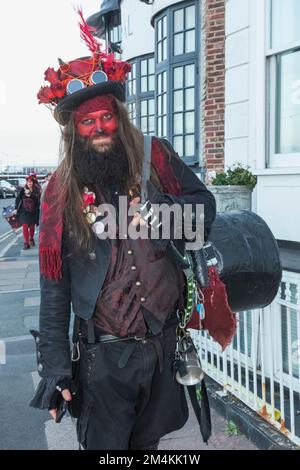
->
xmin=0 ymin=0 xmax=101 ymax=170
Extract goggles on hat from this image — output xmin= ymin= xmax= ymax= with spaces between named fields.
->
xmin=66 ymin=70 xmax=108 ymax=95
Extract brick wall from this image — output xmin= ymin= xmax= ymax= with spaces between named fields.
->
xmin=201 ymin=0 xmax=225 ymax=177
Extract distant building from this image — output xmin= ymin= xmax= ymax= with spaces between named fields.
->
xmin=3 ymin=165 xmax=56 ymax=175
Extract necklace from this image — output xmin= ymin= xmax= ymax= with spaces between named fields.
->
xmin=82 ymin=185 xmax=140 ymax=239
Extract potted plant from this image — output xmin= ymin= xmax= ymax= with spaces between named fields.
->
xmin=207 ymin=163 xmax=257 ymax=212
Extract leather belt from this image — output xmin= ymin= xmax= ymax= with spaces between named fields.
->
xmin=93 ymin=333 xmax=155 ymax=344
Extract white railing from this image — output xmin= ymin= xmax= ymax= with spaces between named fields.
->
xmin=192 ymin=270 xmax=300 ymax=446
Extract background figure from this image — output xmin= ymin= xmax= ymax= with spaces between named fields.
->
xmin=42 ymin=173 xmax=52 ymax=192
xmin=41 ymin=173 xmax=52 ymax=203
xmin=29 ymin=173 xmax=42 ymax=196
xmin=15 ymin=175 xmax=40 ymax=250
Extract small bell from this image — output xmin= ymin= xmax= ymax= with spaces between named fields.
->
xmin=86 ymin=212 xmax=96 ymax=224
xmin=175 ymin=336 xmax=204 ymax=386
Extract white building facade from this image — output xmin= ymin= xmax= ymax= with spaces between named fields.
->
xmin=211 ymin=0 xmax=300 ymax=445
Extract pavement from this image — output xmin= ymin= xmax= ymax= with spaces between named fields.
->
xmin=0 ymin=233 xmax=258 ymax=450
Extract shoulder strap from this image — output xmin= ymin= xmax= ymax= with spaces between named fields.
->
xmin=141 ymin=134 xmax=152 ymax=203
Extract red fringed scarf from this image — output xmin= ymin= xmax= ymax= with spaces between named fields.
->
xmin=39 ymin=138 xmax=180 ymax=282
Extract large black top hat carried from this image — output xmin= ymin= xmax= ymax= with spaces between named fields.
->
xmin=37 ymin=9 xmax=131 ymax=125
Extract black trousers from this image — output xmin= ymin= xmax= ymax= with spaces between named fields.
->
xmin=77 ymin=324 xmax=189 ymax=450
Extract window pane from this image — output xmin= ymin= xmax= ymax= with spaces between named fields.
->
xmin=132 ymin=63 xmax=136 ymax=78
xmin=185 ymin=64 xmax=195 ymax=87
xmin=185 ymin=5 xmax=196 ymax=30
xmin=132 ymin=80 xmax=136 ymax=95
xmin=158 ymin=96 xmax=162 ymax=115
xmin=157 ymin=19 xmax=162 ymax=40
xmin=163 ymin=116 xmax=167 ymax=136
xmin=173 ymin=113 xmax=183 ymax=134
xmin=163 ymin=15 xmax=167 ymax=37
xmin=174 ymin=67 xmax=184 ymax=89
xmin=141 ymin=76 xmax=148 ymax=93
xmin=174 ymin=90 xmax=184 ymax=111
xmin=141 ymin=100 xmax=147 ymax=116
xmin=149 ymin=99 xmax=155 ymax=115
xmin=174 ymin=9 xmax=184 ymax=33
xmin=163 ymin=71 xmax=167 ymax=91
xmin=271 ymin=0 xmax=300 ymax=49
xmin=149 ymin=58 xmax=155 ymax=74
xmin=163 ymin=39 xmax=167 ymax=60
xmin=185 ymin=30 xmax=195 ymax=53
xmin=157 ymin=117 xmax=162 ymax=136
xmin=128 ymin=103 xmax=136 ymax=123
xmin=158 ymin=75 xmax=162 ymax=94
xmin=185 ymin=135 xmax=195 ymax=156
xmin=185 ymin=88 xmax=195 ymax=110
xmin=173 ymin=136 xmax=183 ymax=157
xmin=277 ymin=50 xmax=300 ymax=153
xmin=148 ymin=75 xmax=155 ymax=91
xmin=158 ymin=42 xmax=162 ymax=63
xmin=149 ymin=116 xmax=155 ymax=133
xmin=141 ymin=117 xmax=148 ymax=132
xmin=141 ymin=60 xmax=147 ymax=76
xmin=174 ymin=33 xmax=184 ymax=55
xmin=163 ymin=93 xmax=167 ymax=114
xmin=185 ymin=111 xmax=195 ymax=133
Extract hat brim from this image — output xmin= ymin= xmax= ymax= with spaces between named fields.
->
xmin=54 ymin=81 xmax=126 ymax=125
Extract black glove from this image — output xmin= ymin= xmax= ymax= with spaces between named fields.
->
xmin=48 ymin=378 xmax=71 ymax=423
xmin=139 ymin=180 xmax=182 ymax=252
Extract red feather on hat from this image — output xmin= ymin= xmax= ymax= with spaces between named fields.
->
xmin=76 ymin=7 xmax=100 ymax=55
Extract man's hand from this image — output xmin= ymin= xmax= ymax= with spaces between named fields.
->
xmin=49 ymin=388 xmax=72 ymax=420
xmin=130 ymin=196 xmax=149 ymax=227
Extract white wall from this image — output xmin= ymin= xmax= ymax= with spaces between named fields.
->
xmin=225 ymin=0 xmax=300 ymax=242
xmin=224 ymin=0 xmax=250 ymax=169
xmin=121 ymin=0 xmax=154 ymax=60
xmin=257 ymin=174 xmax=300 ymax=242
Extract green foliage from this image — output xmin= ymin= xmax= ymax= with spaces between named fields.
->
xmin=211 ymin=163 xmax=257 ymax=190
xmin=225 ymin=420 xmax=240 ymax=437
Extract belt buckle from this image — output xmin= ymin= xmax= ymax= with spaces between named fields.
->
xmin=134 ymin=335 xmax=147 ymax=343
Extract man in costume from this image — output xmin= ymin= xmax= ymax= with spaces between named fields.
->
xmin=30 ymin=12 xmax=216 ymax=450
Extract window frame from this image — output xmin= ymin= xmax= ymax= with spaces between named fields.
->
xmin=126 ymin=54 xmax=155 ymax=136
xmin=154 ymin=0 xmax=200 ymax=166
xmin=266 ymin=0 xmax=300 ymax=168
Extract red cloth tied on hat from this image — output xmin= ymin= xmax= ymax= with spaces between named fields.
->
xmin=73 ymin=95 xmax=117 ymax=127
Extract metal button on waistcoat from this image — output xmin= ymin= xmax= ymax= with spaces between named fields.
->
xmin=35 ymin=337 xmax=40 ymax=344
xmin=88 ymin=252 xmax=96 ymax=261
xmin=127 ymin=250 xmax=133 ymax=255
xmin=38 ymin=363 xmax=43 ymax=372
xmin=135 ymin=281 xmax=142 ymax=287
xmin=131 ymin=265 xmax=137 ymax=271
xmin=37 ymin=351 xmax=42 ymax=359
xmin=140 ymin=297 xmax=146 ymax=302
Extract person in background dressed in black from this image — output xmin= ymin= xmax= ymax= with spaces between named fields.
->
xmin=15 ymin=175 xmax=40 ymax=249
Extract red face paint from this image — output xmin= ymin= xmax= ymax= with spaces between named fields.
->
xmin=76 ymin=109 xmax=119 ymax=139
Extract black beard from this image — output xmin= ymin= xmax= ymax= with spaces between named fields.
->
xmin=73 ymin=138 xmax=129 ymax=191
